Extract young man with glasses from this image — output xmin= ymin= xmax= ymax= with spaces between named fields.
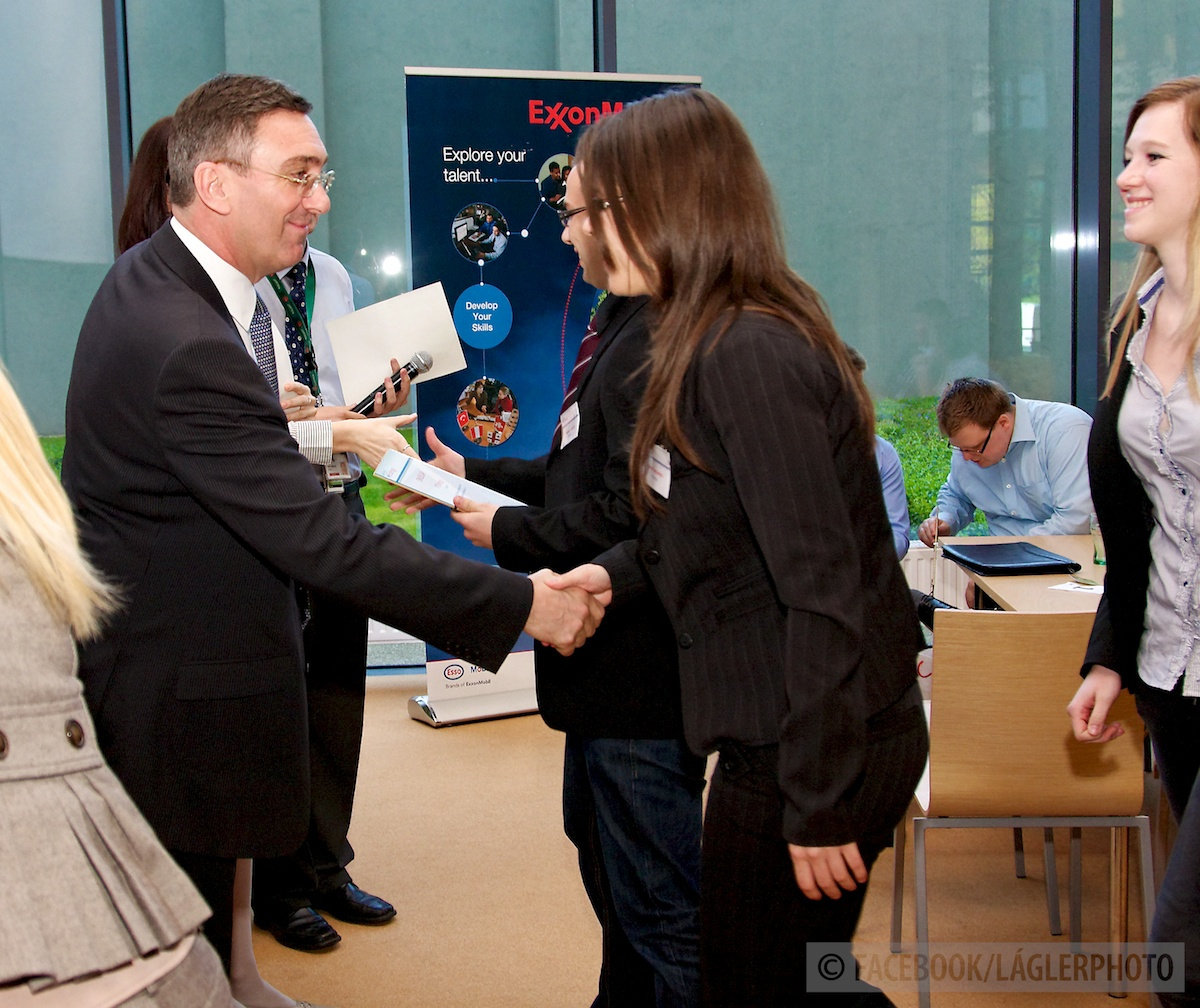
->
xmin=917 ymin=377 xmax=1094 ymax=604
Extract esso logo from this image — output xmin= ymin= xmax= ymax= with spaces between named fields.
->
xmin=444 ymin=664 xmax=465 ymax=680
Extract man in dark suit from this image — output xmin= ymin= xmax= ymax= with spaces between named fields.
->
xmin=62 ymin=73 xmax=600 ymax=1003
xmin=396 ymin=222 xmax=703 ymax=1005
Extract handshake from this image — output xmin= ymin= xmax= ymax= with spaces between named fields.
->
xmin=523 ymin=564 xmax=614 ymax=656
xmin=382 ymin=426 xmax=618 ymax=657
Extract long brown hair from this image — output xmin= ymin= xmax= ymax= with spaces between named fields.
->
xmin=574 ymin=87 xmax=872 ymax=514
xmin=1104 ymin=76 xmax=1200 ymax=399
xmin=117 ymin=116 xmax=172 ymax=253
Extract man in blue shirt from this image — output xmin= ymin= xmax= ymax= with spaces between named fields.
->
xmin=918 ymin=377 xmax=1093 ymax=600
xmin=876 ymin=436 xmax=911 ymax=559
xmin=846 ymin=347 xmax=911 ymax=558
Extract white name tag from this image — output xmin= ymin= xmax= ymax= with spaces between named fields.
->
xmin=646 ymin=443 xmax=671 ymax=498
xmin=559 ymin=401 xmax=581 ymax=448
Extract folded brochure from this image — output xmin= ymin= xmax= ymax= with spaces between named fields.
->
xmin=372 ymin=448 xmax=524 ymax=509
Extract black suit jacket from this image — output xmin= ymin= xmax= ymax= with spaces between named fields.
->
xmin=465 ymin=296 xmax=682 ymax=738
xmin=63 ymin=223 xmax=532 ymax=858
xmin=598 ymin=312 xmax=924 ymax=846
xmin=1083 ymin=324 xmax=1155 ymax=689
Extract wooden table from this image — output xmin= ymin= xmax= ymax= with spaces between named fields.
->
xmin=943 ymin=534 xmax=1136 ymax=972
xmin=948 ymin=534 xmax=1105 ymax=613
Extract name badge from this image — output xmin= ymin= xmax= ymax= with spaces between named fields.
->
xmin=646 ymin=444 xmax=671 ymax=498
xmin=324 ymin=452 xmax=353 ymax=493
xmin=559 ymin=402 xmax=581 ymax=448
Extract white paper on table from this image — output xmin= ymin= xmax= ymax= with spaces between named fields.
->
xmin=325 ymin=282 xmax=467 ymax=406
xmin=1047 ymin=581 xmax=1105 ymax=594
xmin=372 ymin=449 xmax=524 ymax=509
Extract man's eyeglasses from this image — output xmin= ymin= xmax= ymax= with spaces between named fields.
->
xmin=556 ymin=199 xmax=618 ymax=228
xmin=218 ymin=161 xmax=335 ymax=197
xmin=948 ymin=418 xmax=998 ymax=456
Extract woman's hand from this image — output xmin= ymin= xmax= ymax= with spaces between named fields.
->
xmin=788 ymin=841 xmax=869 ymax=900
xmin=330 ymin=414 xmax=417 ymax=469
xmin=1067 ymin=665 xmax=1126 ymax=743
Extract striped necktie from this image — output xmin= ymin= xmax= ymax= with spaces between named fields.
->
xmin=552 ymin=317 xmax=601 ymax=448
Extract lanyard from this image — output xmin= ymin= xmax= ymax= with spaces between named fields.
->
xmin=266 ymin=263 xmax=321 ymax=397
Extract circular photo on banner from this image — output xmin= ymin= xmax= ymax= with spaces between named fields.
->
xmin=537 ymin=154 xmax=572 ymax=208
xmin=450 ymin=203 xmax=510 ymax=264
xmin=456 ymin=377 xmax=518 ymax=447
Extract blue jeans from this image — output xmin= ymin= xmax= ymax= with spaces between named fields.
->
xmin=1136 ymin=686 xmax=1200 ymax=1007
xmin=563 ymin=735 xmax=706 ymax=1008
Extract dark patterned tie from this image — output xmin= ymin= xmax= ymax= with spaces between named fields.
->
xmin=283 ymin=260 xmax=315 ymax=391
xmin=248 ymin=295 xmax=278 ymax=394
xmin=552 ymin=317 xmax=601 ymax=448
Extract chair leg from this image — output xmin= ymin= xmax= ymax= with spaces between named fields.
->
xmin=1109 ymin=826 xmax=1131 ymax=998
xmin=1135 ymin=818 xmax=1156 ymax=941
xmin=1069 ymin=826 xmax=1083 ymax=946
xmin=1042 ymin=827 xmax=1062 ymax=936
xmin=1012 ymin=826 xmax=1026 ymax=877
xmin=915 ymin=819 xmax=931 ymax=1008
xmin=891 ymin=820 xmax=906 ymax=952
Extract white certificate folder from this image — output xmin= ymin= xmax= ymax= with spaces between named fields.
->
xmin=324 ymin=282 xmax=468 ymax=406
xmin=372 ymin=449 xmax=524 ymax=509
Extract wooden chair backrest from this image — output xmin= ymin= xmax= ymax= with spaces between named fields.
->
xmin=926 ymin=609 xmax=1144 ymax=817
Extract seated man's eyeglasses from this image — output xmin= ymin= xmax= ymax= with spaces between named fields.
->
xmin=948 ymin=417 xmax=998 ymax=456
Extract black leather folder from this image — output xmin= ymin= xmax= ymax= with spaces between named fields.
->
xmin=939 ymin=541 xmax=1082 ymax=576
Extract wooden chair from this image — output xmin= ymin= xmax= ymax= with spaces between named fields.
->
xmin=889 ymin=609 xmax=1154 ymax=1008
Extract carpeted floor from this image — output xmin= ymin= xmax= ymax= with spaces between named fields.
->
xmin=252 ymin=675 xmax=1156 ymax=1007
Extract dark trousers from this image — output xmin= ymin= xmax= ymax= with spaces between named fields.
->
xmin=563 ymin=734 xmax=706 ymax=1008
xmin=171 ymin=851 xmax=237 ymax=974
xmin=253 ymin=487 xmax=370 ymax=914
xmin=1136 ymin=684 xmax=1200 ymax=1007
xmin=700 ymin=687 xmax=926 ymax=1007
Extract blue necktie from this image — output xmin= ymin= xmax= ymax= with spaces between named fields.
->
xmin=248 ymin=295 xmax=278 ymax=394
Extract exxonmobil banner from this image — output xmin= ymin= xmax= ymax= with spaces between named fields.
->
xmin=405 ymin=68 xmax=697 ymax=702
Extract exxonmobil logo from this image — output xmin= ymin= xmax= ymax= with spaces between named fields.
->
xmin=528 ymin=99 xmax=624 ymax=133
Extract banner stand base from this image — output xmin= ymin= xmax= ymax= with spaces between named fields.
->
xmin=408 ymin=687 xmax=539 ymax=727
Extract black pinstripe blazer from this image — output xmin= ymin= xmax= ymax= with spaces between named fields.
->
xmin=465 ymin=295 xmax=682 ymax=738
xmin=600 ymin=312 xmax=923 ymax=845
xmin=62 ymin=223 xmax=532 ymax=858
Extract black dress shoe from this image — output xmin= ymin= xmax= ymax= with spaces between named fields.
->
xmin=312 ymin=882 xmax=396 ymax=925
xmin=255 ymin=906 xmax=341 ymax=952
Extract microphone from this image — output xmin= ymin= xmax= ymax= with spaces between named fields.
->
xmin=351 ymin=350 xmax=433 ymax=414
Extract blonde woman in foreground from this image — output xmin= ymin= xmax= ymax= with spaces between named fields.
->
xmin=0 ymin=363 xmax=236 ymax=1008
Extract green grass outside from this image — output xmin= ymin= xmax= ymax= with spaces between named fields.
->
xmin=40 ymin=400 xmax=984 ymax=540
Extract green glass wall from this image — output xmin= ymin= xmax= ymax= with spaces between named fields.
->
xmin=4 ymin=2 xmax=1199 ymax=431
